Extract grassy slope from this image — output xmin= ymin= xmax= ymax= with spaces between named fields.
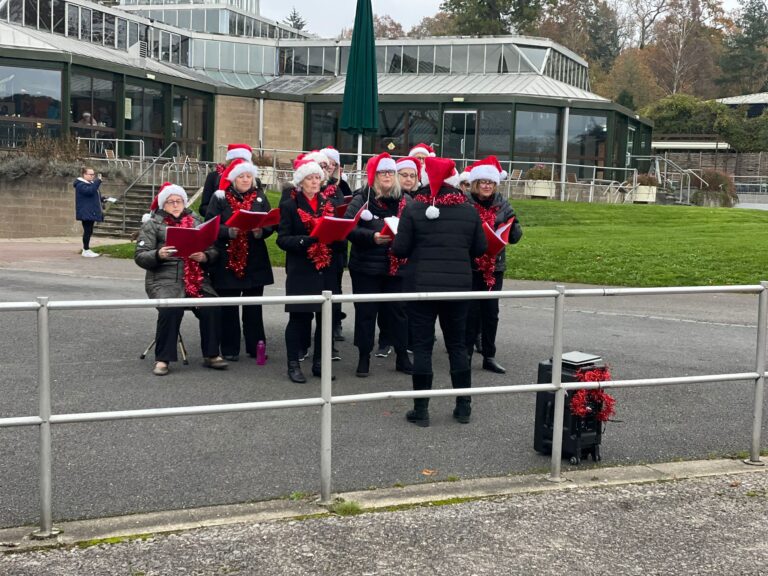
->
xmin=96 ymin=194 xmax=768 ymax=287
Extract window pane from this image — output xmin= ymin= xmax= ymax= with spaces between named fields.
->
xmin=418 ymin=45 xmax=434 ymax=74
xmin=180 ymin=37 xmax=190 ymax=66
xmin=104 ymin=13 xmax=115 ymax=47
xmin=0 ymin=65 xmax=62 ymax=120
xmin=408 ymin=109 xmax=439 ymax=150
xmin=517 ymin=45 xmax=547 ymax=71
xmin=23 ymin=0 xmax=35 ymax=27
xmin=190 ymin=8 xmax=203 ymax=30
xmin=434 ymin=45 xmax=450 ymax=74
xmin=163 ymin=9 xmax=177 ymax=27
xmin=171 ymin=34 xmax=181 ymax=64
xmin=52 ymin=0 xmax=65 ymax=33
xmin=323 ymin=46 xmax=335 ymax=75
xmin=375 ymin=46 xmax=385 ymax=73
xmin=249 ymin=45 xmax=263 ymax=74
xmin=308 ymin=47 xmax=323 ymax=75
xmin=9 ymin=0 xmax=22 ymax=24
xmin=485 ymin=44 xmax=503 ymax=73
xmin=387 ymin=46 xmax=401 ymax=74
xmin=308 ymin=107 xmax=338 ymax=150
xmin=228 ymin=11 xmax=235 ymax=35
xmin=340 ymin=46 xmax=350 ymax=75
xmin=279 ymin=47 xmax=292 ymax=74
xmin=192 ymin=39 xmax=204 ymax=67
xmin=567 ymin=113 xmax=608 ymax=166
xmin=293 ymin=46 xmax=307 ymax=74
xmin=204 ymin=9 xmax=218 ymax=33
xmin=161 ymin=31 xmax=171 ymax=61
xmin=451 ymin=45 xmax=467 ymax=74
xmin=468 ymin=45 xmax=484 ymax=73
xmin=128 ymin=21 xmax=138 ymax=46
xmin=91 ymin=10 xmax=103 ymax=44
xmin=503 ymin=45 xmax=523 ymax=73
xmin=234 ymin=43 xmax=248 ymax=72
xmin=402 ymin=46 xmax=417 ymax=74
xmin=65 ymin=2 xmax=77 ymax=36
xmin=220 ymin=42 xmax=234 ymax=70
xmin=514 ymin=108 xmax=560 ymax=162
xmin=177 ymin=9 xmax=190 ymax=29
xmin=204 ymin=40 xmax=218 ymax=69
xmin=39 ymin=0 xmax=52 ymax=31
xmin=477 ymin=109 xmax=512 ymax=160
xmin=245 ymin=17 xmax=252 ymax=36
xmin=80 ymin=8 xmax=91 ymax=42
xmin=236 ymin=13 xmax=244 ymax=35
xmin=376 ymin=107 xmax=406 ymax=152
xmin=263 ymin=46 xmax=275 ymax=74
xmin=116 ymin=18 xmax=127 ymax=50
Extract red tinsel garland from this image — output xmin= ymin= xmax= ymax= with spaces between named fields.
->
xmin=215 ymin=163 xmax=226 ymax=175
xmin=413 ymin=192 xmax=467 ymax=207
xmin=163 ymin=214 xmax=205 ymax=298
xmin=387 ymin=196 xmax=409 ymax=276
xmin=472 ymin=202 xmax=501 ymax=290
xmin=570 ymin=366 xmax=616 ymax=422
xmin=224 ymin=189 xmax=258 ymax=279
xmin=297 ymin=196 xmax=335 ymax=270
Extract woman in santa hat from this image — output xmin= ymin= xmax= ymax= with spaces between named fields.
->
xmin=344 ymin=153 xmax=414 ymax=378
xmin=321 ymin=146 xmax=353 ymax=198
xmin=277 ymin=158 xmax=345 ymax=383
xmin=464 ymin=156 xmax=523 ymax=375
xmin=135 ymin=183 xmax=227 ymax=376
xmin=201 ymin=143 xmax=254 ymax=217
xmin=392 ymin=157 xmax=487 ymax=427
xmin=396 ymin=156 xmax=422 ymax=198
xmin=407 ymin=143 xmax=436 ymax=163
xmin=205 ymin=159 xmax=275 ymax=362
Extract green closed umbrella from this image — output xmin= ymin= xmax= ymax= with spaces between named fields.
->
xmin=340 ymin=0 xmax=378 ymax=175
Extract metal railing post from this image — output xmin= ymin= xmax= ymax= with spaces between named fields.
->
xmin=548 ymin=285 xmax=567 ymax=482
xmin=31 ymin=297 xmax=59 ymax=539
xmin=319 ymin=290 xmax=334 ymax=504
xmin=746 ymin=281 xmax=767 ymax=465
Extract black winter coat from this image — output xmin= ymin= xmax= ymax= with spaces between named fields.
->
xmin=346 ymin=188 xmax=411 ymax=277
xmin=466 ymin=192 xmax=523 ymax=273
xmin=277 ymin=191 xmax=345 ymax=312
xmin=200 ymin=169 xmax=221 ymax=218
xmin=205 ymin=185 xmax=275 ymax=290
xmin=392 ymin=186 xmax=487 ymax=293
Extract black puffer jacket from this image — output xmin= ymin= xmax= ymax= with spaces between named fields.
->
xmin=205 ymin=185 xmax=275 ymax=290
xmin=346 ymin=188 xmax=411 ymax=277
xmin=392 ymin=186 xmax=487 ymax=293
xmin=134 ymin=209 xmax=218 ymax=299
xmin=466 ymin=192 xmax=523 ymax=273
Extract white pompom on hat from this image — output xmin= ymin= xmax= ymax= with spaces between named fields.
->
xmin=225 ymin=143 xmax=253 ymax=163
xmin=467 ymin=155 xmax=508 ymax=184
xmin=423 ymin=156 xmax=459 ymax=220
xmin=156 ymin=182 xmax=188 ymax=210
xmin=292 ymin=158 xmax=325 ymax=186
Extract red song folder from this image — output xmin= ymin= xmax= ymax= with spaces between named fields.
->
xmin=334 ymin=199 xmax=353 ymax=217
xmin=380 ymin=216 xmax=399 ymax=237
xmin=483 ymin=217 xmax=515 ymax=257
xmin=225 ymin=207 xmax=280 ymax=230
xmin=311 ymin=203 xmax=368 ymax=244
xmin=165 ymin=215 xmax=220 ymax=258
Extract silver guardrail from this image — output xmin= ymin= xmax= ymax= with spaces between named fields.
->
xmin=0 ymin=284 xmax=766 ymax=538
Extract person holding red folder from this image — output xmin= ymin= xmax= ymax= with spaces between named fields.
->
xmin=135 ymin=183 xmax=227 ymax=376
xmin=205 ymin=159 xmax=275 ymax=362
xmin=346 ymin=153 xmax=414 ymax=378
xmin=392 ymin=157 xmax=487 ymax=427
xmin=278 ymin=158 xmax=345 ymax=383
xmin=463 ymin=156 xmax=523 ymax=375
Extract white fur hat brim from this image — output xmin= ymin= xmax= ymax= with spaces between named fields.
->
xmin=469 ymin=165 xmax=503 ymax=184
xmin=322 ymin=148 xmax=340 ymax=165
xmin=226 ymin=162 xmax=259 ymax=183
xmin=397 ymin=159 xmax=418 ymax=173
xmin=444 ymin=172 xmax=461 ymax=188
xmin=157 ymin=184 xmax=188 ymax=209
xmin=376 ymin=158 xmax=397 ymax=173
xmin=303 ymin=151 xmax=331 ymax=165
xmin=458 ymin=171 xmax=471 ymax=183
xmin=293 ymin=161 xmax=325 ymax=186
xmin=409 ymin=146 xmax=434 ymax=158
xmin=225 ymin=148 xmax=253 ymax=162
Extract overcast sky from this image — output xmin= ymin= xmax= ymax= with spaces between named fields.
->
xmin=260 ymin=0 xmax=742 ymax=38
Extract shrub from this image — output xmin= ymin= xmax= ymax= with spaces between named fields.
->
xmin=524 ymin=164 xmax=552 ymax=180
xmin=23 ymin=135 xmax=82 ymax=162
xmin=253 ymin=154 xmax=274 ymax=168
xmin=636 ymin=173 xmax=659 ymax=186
xmin=691 ymin=170 xmax=738 ymax=208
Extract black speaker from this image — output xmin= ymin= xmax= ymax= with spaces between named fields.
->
xmin=533 ymin=352 xmax=605 ymax=465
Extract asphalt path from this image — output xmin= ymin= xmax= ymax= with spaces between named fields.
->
xmin=1 ymin=248 xmax=766 ymax=529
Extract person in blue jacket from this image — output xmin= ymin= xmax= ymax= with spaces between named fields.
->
xmin=73 ymin=166 xmax=104 ymax=258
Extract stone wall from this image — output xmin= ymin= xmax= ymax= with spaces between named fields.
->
xmin=663 ymin=151 xmax=767 ymax=177
xmin=0 ymin=177 xmax=124 ymax=239
xmin=262 ymin=100 xmax=305 ymax=159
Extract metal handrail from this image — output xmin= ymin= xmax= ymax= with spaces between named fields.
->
xmin=76 ymin=137 xmax=145 ymax=166
xmin=1 ymin=283 xmax=766 ymax=538
xmin=119 ymin=142 xmax=181 ymax=233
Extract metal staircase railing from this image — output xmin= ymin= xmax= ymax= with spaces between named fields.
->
xmin=631 ymin=155 xmax=709 ymax=204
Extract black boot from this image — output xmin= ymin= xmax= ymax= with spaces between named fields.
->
xmin=450 ymin=369 xmax=472 ymax=423
xmin=287 ymin=361 xmax=306 ymax=384
xmin=482 ymin=357 xmax=506 ymax=374
xmin=312 ymin=361 xmax=336 ymax=380
xmin=356 ymin=352 xmax=370 ymax=377
xmin=333 ymin=324 xmax=345 ymax=342
xmin=406 ymin=373 xmax=432 ymax=427
xmin=395 ymin=349 xmax=414 ymax=375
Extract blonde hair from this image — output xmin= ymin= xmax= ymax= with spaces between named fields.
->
xmin=470 ymin=180 xmax=497 ymax=196
xmin=374 ymin=172 xmax=401 ymax=199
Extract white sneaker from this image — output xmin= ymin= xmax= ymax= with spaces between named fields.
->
xmin=81 ymin=249 xmax=100 ymax=258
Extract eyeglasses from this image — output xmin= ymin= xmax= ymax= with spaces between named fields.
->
xmin=318 ymin=163 xmax=329 ymax=169
xmin=164 ymin=199 xmax=185 ymax=206
xmin=477 ymin=180 xmax=496 ymax=186
xmin=378 ymin=170 xmax=395 ymax=176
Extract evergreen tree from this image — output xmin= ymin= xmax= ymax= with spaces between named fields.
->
xmin=284 ymin=6 xmax=306 ymax=31
xmin=718 ymin=0 xmax=768 ymax=95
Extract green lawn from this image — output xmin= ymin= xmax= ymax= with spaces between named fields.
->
xmin=96 ymin=196 xmax=768 ymax=287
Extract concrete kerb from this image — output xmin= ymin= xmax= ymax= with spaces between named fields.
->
xmin=1 ymin=458 xmax=764 ymax=554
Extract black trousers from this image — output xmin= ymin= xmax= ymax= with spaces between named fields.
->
xmin=408 ymin=299 xmax=470 ymax=376
xmin=217 ymin=286 xmax=265 ymax=357
xmin=285 ymin=312 xmax=325 ymax=363
xmin=154 ymin=304 xmax=221 ymax=363
xmin=465 ymin=271 xmax=503 ymax=358
xmin=81 ymin=220 xmax=95 ymax=250
xmin=334 ymin=268 xmax=344 ymax=328
xmin=350 ymin=272 xmax=407 ymax=355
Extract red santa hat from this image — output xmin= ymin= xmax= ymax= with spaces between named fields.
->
xmin=156 ymin=181 xmax=188 ymax=209
xmin=467 ymin=155 xmax=508 ymax=184
xmin=225 ymin=143 xmax=253 ymax=163
xmin=321 ymin=147 xmax=340 ymax=165
xmin=292 ymin=158 xmax=325 ymax=186
xmin=366 ymin=152 xmax=397 ymax=187
xmin=395 ymin=156 xmax=422 ymax=174
xmin=423 ymin=156 xmax=459 ymax=220
xmin=408 ymin=143 xmax=436 ymax=158
xmin=458 ymin=170 xmax=471 ymax=184
xmin=218 ymin=158 xmax=259 ymax=190
xmin=295 ymin=150 xmax=330 ymax=167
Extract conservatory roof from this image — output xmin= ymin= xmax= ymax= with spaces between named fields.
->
xmin=717 ymin=92 xmax=768 ymax=105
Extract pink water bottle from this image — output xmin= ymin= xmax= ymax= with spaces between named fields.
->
xmin=256 ymin=340 xmax=267 ymax=365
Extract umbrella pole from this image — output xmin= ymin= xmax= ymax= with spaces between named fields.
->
xmin=356 ymin=133 xmax=363 ymax=189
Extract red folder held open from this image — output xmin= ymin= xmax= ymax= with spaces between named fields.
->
xmin=483 ymin=217 xmax=515 ymax=257
xmin=311 ymin=202 xmax=368 ymax=244
xmin=225 ymin=208 xmax=280 ymax=230
xmin=334 ymin=199 xmax=353 ymax=217
xmin=165 ymin=215 xmax=221 ymax=258
xmin=380 ymin=216 xmax=399 ymax=237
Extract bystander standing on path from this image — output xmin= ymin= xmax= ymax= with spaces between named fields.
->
xmin=73 ymin=166 xmax=104 ymax=258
